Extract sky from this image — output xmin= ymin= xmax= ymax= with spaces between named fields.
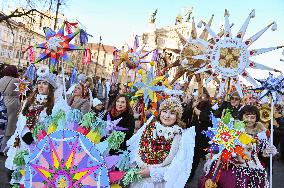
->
xmin=2 ymin=0 xmax=284 ymax=83
xmin=63 ymin=0 xmax=284 ymax=83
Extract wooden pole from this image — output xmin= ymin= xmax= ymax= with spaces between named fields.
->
xmin=270 ymin=98 xmax=274 ymax=188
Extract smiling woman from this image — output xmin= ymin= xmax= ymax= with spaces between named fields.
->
xmin=4 ymin=66 xmax=70 ymax=184
xmin=126 ymin=97 xmax=196 ymax=188
xmin=104 ymin=94 xmax=135 ymax=152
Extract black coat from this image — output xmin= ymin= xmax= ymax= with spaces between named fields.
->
xmin=104 ymin=110 xmax=135 ymax=151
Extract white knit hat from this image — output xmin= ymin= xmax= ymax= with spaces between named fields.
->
xmin=78 ymin=74 xmax=87 ymax=83
xmin=92 ymin=98 xmax=102 ymax=107
xmin=36 ymin=66 xmax=57 ymax=88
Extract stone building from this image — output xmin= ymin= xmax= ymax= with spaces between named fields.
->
xmin=74 ymin=43 xmax=115 ymax=79
xmin=0 ymin=11 xmax=46 ymax=67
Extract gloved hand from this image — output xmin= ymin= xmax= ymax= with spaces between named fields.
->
xmin=263 ymin=145 xmax=278 ymax=157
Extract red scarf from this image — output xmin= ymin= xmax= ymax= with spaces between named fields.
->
xmin=110 ymin=106 xmax=127 ymax=119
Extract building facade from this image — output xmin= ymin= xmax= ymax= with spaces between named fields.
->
xmin=0 ymin=11 xmax=46 ymax=67
xmin=81 ymin=43 xmax=115 ymax=79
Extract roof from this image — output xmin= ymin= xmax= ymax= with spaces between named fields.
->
xmin=87 ymin=43 xmax=115 ymax=53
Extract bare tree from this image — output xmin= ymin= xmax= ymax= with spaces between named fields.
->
xmin=0 ymin=0 xmax=67 ymax=23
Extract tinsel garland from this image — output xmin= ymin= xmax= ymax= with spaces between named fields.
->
xmin=13 ymin=150 xmax=29 ymax=167
xmin=11 ymin=169 xmax=22 ymax=181
xmin=92 ymin=116 xmax=107 ymax=136
xmin=116 ymin=150 xmax=131 ymax=171
xmin=122 ymin=168 xmax=142 ymax=186
xmin=107 ymin=131 xmax=126 ymax=150
xmin=11 ymin=184 xmax=21 ymax=188
xmin=67 ymin=109 xmax=83 ymax=123
xmin=32 ymin=123 xmax=45 ymax=139
xmin=80 ymin=112 xmax=94 ymax=128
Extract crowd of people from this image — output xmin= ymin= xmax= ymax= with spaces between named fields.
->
xmin=0 ymin=63 xmax=283 ymax=187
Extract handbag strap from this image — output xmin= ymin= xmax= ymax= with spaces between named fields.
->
xmin=1 ymin=78 xmax=13 ymax=94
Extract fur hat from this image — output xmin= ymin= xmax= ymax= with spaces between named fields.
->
xmin=159 ymin=97 xmax=183 ymax=119
xmin=36 ymin=66 xmax=57 ymax=88
xmin=231 ymin=92 xmax=240 ymax=98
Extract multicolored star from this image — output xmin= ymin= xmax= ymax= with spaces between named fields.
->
xmin=35 ymin=23 xmax=83 ymax=66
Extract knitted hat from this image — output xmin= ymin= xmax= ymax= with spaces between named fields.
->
xmin=78 ymin=74 xmax=87 ymax=83
xmin=159 ymin=97 xmax=183 ymax=119
xmin=93 ymin=98 xmax=102 ymax=107
xmin=36 ymin=66 xmax=57 ymax=88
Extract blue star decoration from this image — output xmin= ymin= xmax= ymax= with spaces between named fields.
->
xmin=252 ymin=72 xmax=284 ymax=102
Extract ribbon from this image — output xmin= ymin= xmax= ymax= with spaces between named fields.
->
xmin=24 ymin=63 xmax=37 ymax=81
xmin=116 ymin=150 xmax=131 ymax=171
xmin=67 ymin=109 xmax=83 ymax=123
xmin=64 ymin=21 xmax=78 ymax=34
xmin=82 ymin=48 xmax=91 ymax=65
xmin=92 ymin=116 xmax=108 ymax=137
xmin=133 ymin=35 xmax=139 ymax=51
xmin=25 ymin=46 xmax=35 ymax=62
xmin=151 ymin=49 xmax=158 ymax=62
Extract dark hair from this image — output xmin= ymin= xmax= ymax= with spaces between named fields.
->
xmin=22 ymin=83 xmax=55 ymax=116
xmin=108 ymin=94 xmax=133 ymax=115
xmin=2 ymin=65 xmax=18 ymax=78
xmin=239 ymin=105 xmax=260 ymax=122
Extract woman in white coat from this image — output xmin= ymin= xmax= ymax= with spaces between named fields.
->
xmin=127 ymin=97 xmax=196 ymax=188
xmin=4 ymin=66 xmax=70 ymax=184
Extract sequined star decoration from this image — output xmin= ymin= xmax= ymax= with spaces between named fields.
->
xmin=252 ymin=72 xmax=284 ymax=102
xmin=193 ymin=9 xmax=283 ymax=97
xmin=14 ymin=78 xmax=30 ymax=96
xmin=113 ymin=35 xmax=153 ymax=71
xmin=203 ymin=112 xmax=252 ymax=162
xmin=35 ymin=22 xmax=84 ymax=66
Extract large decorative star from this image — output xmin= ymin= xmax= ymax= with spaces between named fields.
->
xmin=113 ymin=35 xmax=153 ymax=70
xmin=192 ymin=9 xmax=283 ymax=97
xmin=165 ymin=15 xmax=221 ymax=93
xmin=30 ymin=138 xmax=99 ymax=187
xmin=25 ymin=130 xmax=110 ymax=187
xmin=252 ymin=72 xmax=284 ymax=102
xmin=35 ymin=23 xmax=83 ymax=66
xmin=14 ymin=78 xmax=30 ymax=96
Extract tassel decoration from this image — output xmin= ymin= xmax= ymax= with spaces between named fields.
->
xmin=80 ymin=29 xmax=93 ymax=46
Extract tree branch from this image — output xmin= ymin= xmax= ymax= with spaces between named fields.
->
xmin=0 ymin=8 xmax=52 ymax=23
